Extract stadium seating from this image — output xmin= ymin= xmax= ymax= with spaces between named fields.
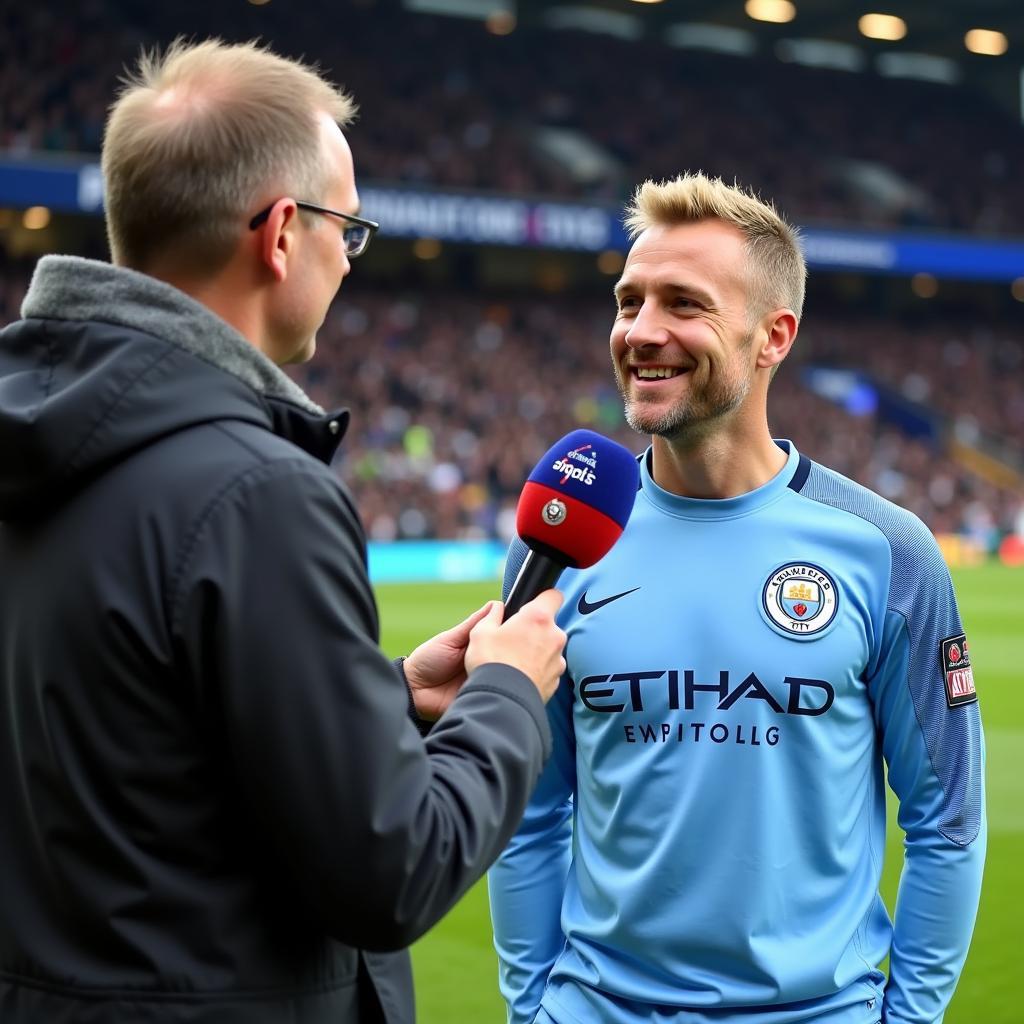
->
xmin=0 ymin=245 xmax=1018 ymax=546
xmin=4 ymin=2 xmax=1024 ymax=234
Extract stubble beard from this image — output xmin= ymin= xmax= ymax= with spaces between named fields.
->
xmin=614 ymin=336 xmax=754 ymax=443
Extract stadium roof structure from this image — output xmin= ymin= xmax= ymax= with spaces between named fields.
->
xmin=503 ymin=0 xmax=1024 ymax=61
xmin=406 ymin=0 xmax=1024 ymax=111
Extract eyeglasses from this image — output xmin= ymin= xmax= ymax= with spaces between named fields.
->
xmin=249 ymin=200 xmax=379 ymax=258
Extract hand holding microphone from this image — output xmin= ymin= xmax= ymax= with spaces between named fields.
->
xmin=465 ymin=591 xmax=567 ymax=704
xmin=407 ymin=429 xmax=638 ymax=712
xmin=406 ymin=594 xmax=568 ymax=714
xmin=475 ymin=428 xmax=640 ymax=705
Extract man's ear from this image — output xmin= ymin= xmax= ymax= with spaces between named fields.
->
xmin=257 ymin=198 xmax=299 ymax=283
xmin=756 ymin=309 xmax=798 ymax=372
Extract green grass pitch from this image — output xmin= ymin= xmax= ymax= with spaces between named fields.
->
xmin=375 ymin=563 xmax=1023 ymax=1023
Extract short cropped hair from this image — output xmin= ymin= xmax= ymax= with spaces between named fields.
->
xmin=102 ymin=38 xmax=356 ymax=272
xmin=624 ymin=172 xmax=806 ymax=323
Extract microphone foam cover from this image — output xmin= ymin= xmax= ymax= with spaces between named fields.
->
xmin=515 ymin=429 xmax=640 ymax=569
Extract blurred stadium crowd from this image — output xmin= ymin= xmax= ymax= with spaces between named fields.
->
xmin=8 ymin=248 xmax=1016 ymax=548
xmin=296 ymin=294 xmax=1023 ymax=549
xmin=2 ymin=3 xmax=1022 ymax=555
xmin=4 ymin=2 xmax=1024 ymax=234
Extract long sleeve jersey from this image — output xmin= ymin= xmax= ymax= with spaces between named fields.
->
xmin=489 ymin=441 xmax=985 ymax=1024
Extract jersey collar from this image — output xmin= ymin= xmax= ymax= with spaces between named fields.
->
xmin=639 ymin=439 xmax=801 ymax=521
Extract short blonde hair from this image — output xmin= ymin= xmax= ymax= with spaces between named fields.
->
xmin=624 ymin=172 xmax=806 ymax=322
xmin=102 ymin=38 xmax=356 ymax=272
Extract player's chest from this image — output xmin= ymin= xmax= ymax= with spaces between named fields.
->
xmin=561 ymin=527 xmax=878 ymax=745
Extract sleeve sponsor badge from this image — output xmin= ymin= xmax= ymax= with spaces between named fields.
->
xmin=940 ymin=633 xmax=977 ymax=707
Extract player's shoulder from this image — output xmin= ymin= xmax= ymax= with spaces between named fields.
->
xmin=794 ymin=457 xmax=943 ymax=570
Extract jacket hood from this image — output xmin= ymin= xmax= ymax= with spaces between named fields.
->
xmin=0 ymin=256 xmax=344 ymax=521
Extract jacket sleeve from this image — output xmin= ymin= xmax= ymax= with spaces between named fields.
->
xmin=867 ymin=525 xmax=986 ymax=1024
xmin=169 ymin=458 xmax=552 ymax=952
xmin=488 ymin=537 xmax=575 ymax=1024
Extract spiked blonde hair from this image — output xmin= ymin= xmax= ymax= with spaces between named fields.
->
xmin=624 ymin=172 xmax=806 ymax=322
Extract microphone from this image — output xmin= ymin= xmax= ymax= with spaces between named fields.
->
xmin=504 ymin=429 xmax=640 ymax=619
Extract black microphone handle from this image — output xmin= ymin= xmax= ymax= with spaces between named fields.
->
xmin=503 ymin=548 xmax=567 ymax=621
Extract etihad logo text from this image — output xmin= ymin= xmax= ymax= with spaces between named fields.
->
xmin=577 ymin=669 xmax=835 ymax=747
xmin=578 ymin=669 xmax=835 ymax=717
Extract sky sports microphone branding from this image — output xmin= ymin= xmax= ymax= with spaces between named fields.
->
xmin=551 ymin=443 xmax=598 ymax=486
xmin=505 ymin=430 xmax=639 ymax=619
xmin=574 ymin=666 xmax=836 ymax=748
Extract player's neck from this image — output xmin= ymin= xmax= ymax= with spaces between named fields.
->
xmin=650 ymin=426 xmax=787 ymax=500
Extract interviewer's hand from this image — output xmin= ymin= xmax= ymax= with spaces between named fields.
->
xmin=404 ymin=602 xmax=496 ymax=721
xmin=465 ymin=590 xmax=567 ymax=704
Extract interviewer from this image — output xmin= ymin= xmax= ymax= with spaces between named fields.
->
xmin=0 ymin=39 xmax=565 ymax=1024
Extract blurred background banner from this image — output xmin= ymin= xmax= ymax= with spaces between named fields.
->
xmin=367 ymin=540 xmax=507 ymax=582
xmin=8 ymin=157 xmax=1024 ymax=278
xmin=1 ymin=1 xmax=1022 ymax=1018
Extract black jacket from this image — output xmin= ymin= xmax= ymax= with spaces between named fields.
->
xmin=0 ymin=257 xmax=551 ymax=1023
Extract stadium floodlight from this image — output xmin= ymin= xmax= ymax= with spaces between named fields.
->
xmin=964 ymin=29 xmax=1008 ymax=56
xmin=858 ymin=13 xmax=907 ymax=41
xmin=22 ymin=206 xmax=51 ymax=230
xmin=745 ymin=0 xmax=796 ymax=24
xmin=486 ymin=10 xmax=516 ymax=33
xmin=412 ymin=239 xmax=442 ymax=261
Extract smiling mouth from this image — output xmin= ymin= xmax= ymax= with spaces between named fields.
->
xmin=631 ymin=366 xmax=687 ymax=380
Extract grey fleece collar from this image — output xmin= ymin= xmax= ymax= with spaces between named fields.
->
xmin=21 ymin=255 xmax=323 ymax=415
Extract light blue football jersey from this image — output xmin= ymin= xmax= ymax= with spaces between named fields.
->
xmin=489 ymin=441 xmax=985 ymax=1024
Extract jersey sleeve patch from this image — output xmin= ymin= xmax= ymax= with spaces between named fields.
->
xmin=941 ymin=634 xmax=977 ymax=708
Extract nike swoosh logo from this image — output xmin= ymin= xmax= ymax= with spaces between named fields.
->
xmin=577 ymin=587 xmax=640 ymax=615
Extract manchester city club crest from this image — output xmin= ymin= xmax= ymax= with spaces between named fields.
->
xmin=761 ymin=563 xmax=840 ymax=640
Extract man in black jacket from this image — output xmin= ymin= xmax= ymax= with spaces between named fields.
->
xmin=0 ymin=39 xmax=566 ymax=1023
